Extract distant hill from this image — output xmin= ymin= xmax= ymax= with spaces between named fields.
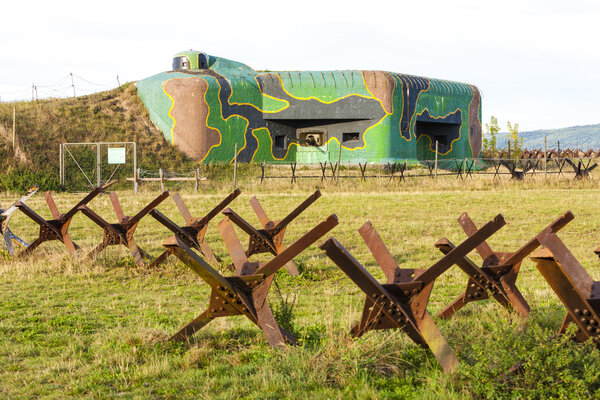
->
xmin=495 ymin=124 xmax=600 ymax=150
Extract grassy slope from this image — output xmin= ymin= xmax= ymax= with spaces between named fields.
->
xmin=1 ymin=179 xmax=600 ymax=399
xmin=0 ymin=85 xmax=197 ymax=190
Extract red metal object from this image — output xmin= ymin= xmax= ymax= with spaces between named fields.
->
xmin=435 ymin=211 xmax=573 ymax=319
xmin=149 ymin=189 xmax=241 ymax=267
xmin=320 ymin=214 xmax=506 ymax=373
xmin=531 ymin=228 xmax=600 ymax=343
xmin=14 ymin=186 xmax=109 ymax=257
xmin=79 ymin=191 xmax=169 ymax=265
xmin=163 ymin=214 xmax=338 ymax=348
xmin=222 ymin=190 xmax=322 ymax=276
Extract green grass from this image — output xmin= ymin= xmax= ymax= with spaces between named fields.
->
xmin=1 ymin=182 xmax=600 ymax=399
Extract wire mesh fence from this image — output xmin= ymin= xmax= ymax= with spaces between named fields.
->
xmin=258 ymin=157 xmax=599 ymax=183
xmin=61 ymin=142 xmax=137 ymax=190
xmin=59 ymin=145 xmax=600 ymax=191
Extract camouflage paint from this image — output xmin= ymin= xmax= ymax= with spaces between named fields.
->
xmin=136 ymin=51 xmax=482 ymax=164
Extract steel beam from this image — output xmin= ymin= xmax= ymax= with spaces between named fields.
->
xmin=14 ymin=185 xmax=109 ymax=257
xmin=0 ymin=185 xmax=39 ymax=255
xmin=436 ymin=211 xmax=573 ymax=319
xmin=163 ymin=213 xmax=338 ymax=348
xmin=531 ymin=229 xmax=600 ymax=343
xmin=149 ymin=189 xmax=241 ymax=267
xmin=222 ymin=190 xmax=322 ymax=276
xmin=80 ymin=191 xmax=169 ymax=265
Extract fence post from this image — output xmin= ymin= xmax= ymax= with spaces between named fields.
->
xmin=544 ymin=136 xmax=547 ymax=179
xmin=133 ymin=142 xmax=137 ymax=191
xmin=195 ymin=168 xmax=199 ymax=193
xmin=134 ymin=168 xmax=139 ymax=194
xmin=96 ymin=143 xmax=102 ymax=187
xmin=159 ymin=168 xmax=165 ymax=192
xmin=336 ymin=141 xmax=342 ymax=181
xmin=434 ymin=140 xmax=438 ymax=179
xmin=233 ymin=143 xmax=238 ymax=190
xmin=59 ymin=144 xmax=64 ymax=186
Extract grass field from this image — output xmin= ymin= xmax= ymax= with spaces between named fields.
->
xmin=2 ymin=178 xmax=600 ymax=399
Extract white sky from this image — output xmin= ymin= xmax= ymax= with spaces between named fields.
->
xmin=1 ymin=0 xmax=599 ymax=131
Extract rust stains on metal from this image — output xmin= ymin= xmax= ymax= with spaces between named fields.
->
xmin=149 ymin=189 xmax=241 ymax=267
xmin=14 ymin=185 xmax=110 ymax=257
xmin=436 ymin=211 xmax=573 ymax=319
xmin=320 ymin=216 xmax=505 ymax=373
xmin=221 ymin=190 xmax=322 ymax=276
xmin=164 ymin=213 xmax=338 ymax=348
xmin=531 ymin=227 xmax=600 ymax=343
xmin=80 ymin=191 xmax=169 ymax=265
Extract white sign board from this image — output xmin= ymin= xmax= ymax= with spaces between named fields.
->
xmin=107 ymin=147 xmax=126 ymax=164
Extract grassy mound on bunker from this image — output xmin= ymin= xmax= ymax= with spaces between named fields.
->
xmin=0 ymin=84 xmax=196 ymax=191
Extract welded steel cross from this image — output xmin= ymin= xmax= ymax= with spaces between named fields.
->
xmin=221 ymin=190 xmax=322 ymax=276
xmin=0 ymin=185 xmax=39 ymax=255
xmin=565 ymin=158 xmax=598 ymax=179
xmin=435 ymin=211 xmax=574 ymax=319
xmin=79 ymin=191 xmax=169 ymax=265
xmin=163 ymin=214 xmax=338 ymax=348
xmin=531 ymin=228 xmax=600 ymax=343
xmin=149 ymin=189 xmax=241 ymax=267
xmin=500 ymin=159 xmax=536 ymax=180
xmin=14 ymin=186 xmax=107 ymax=257
xmin=320 ymin=215 xmax=506 ymax=373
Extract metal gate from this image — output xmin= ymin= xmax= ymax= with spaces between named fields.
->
xmin=59 ymin=142 xmax=137 ymax=190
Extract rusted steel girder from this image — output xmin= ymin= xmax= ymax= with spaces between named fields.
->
xmin=531 ymin=228 xmax=600 ymax=343
xmin=79 ymin=191 xmax=169 ymax=266
xmin=565 ymin=158 xmax=598 ymax=179
xmin=0 ymin=185 xmax=39 ymax=255
xmin=436 ymin=211 xmax=574 ymax=319
xmin=14 ymin=185 xmax=112 ymax=257
xmin=148 ymin=189 xmax=241 ymax=267
xmin=320 ymin=215 xmax=506 ymax=373
xmin=163 ymin=214 xmax=338 ymax=348
xmin=499 ymin=159 xmax=537 ymax=180
xmin=221 ymin=190 xmax=322 ymax=276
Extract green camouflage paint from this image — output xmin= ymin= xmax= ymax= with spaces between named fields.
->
xmin=136 ymin=51 xmax=482 ymax=165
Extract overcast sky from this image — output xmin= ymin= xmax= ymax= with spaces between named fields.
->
xmin=1 ymin=0 xmax=598 ymax=131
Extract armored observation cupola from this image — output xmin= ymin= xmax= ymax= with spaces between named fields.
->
xmin=172 ymin=50 xmax=210 ymax=71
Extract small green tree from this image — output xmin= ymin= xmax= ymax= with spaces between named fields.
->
xmin=506 ymin=121 xmax=524 ymax=158
xmin=482 ymin=116 xmax=500 ymax=157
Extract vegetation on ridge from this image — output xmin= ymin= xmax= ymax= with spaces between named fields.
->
xmin=496 ymin=123 xmax=600 ymax=150
xmin=0 ymin=84 xmax=197 ymax=191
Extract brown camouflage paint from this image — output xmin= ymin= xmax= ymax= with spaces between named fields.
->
xmin=363 ymin=71 xmax=395 ymax=114
xmin=468 ymin=85 xmax=482 ymax=159
xmin=165 ymin=78 xmax=220 ymax=161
